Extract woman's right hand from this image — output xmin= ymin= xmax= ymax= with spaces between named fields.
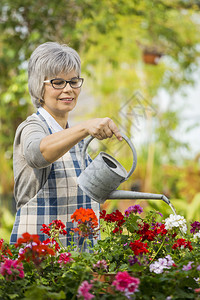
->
xmin=84 ymin=117 xmax=122 ymax=141
xmin=39 ymin=117 xmax=122 ymax=164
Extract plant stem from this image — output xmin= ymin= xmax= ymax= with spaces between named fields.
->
xmin=56 ymin=237 xmax=65 ymax=250
xmin=149 ymin=236 xmax=166 ymax=265
xmin=80 ymin=237 xmax=87 ymax=253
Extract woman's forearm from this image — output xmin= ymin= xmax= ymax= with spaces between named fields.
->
xmin=40 ymin=117 xmax=122 ymax=163
xmin=40 ymin=123 xmax=88 ymax=163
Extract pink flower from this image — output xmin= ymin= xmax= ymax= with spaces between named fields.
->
xmin=0 ymin=258 xmax=24 ymax=281
xmin=182 ymin=261 xmax=193 ymax=271
xmin=77 ymin=280 xmax=94 ymax=300
xmin=57 ymin=252 xmax=73 ymax=265
xmin=112 ymin=271 xmax=140 ymax=297
xmin=93 ymin=259 xmax=108 ymax=271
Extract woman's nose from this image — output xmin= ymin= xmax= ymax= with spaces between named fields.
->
xmin=63 ymin=83 xmax=73 ymax=92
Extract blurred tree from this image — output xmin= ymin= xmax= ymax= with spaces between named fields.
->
xmin=0 ymin=0 xmax=200 ymax=197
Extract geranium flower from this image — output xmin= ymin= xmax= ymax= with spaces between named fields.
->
xmin=129 ymin=240 xmax=149 ymax=255
xmin=71 ymin=207 xmax=99 ymax=238
xmin=77 ymin=280 xmax=94 ymax=300
xmin=190 ymin=221 xmax=200 ymax=234
xmin=93 ymin=259 xmax=108 ymax=271
xmin=0 ymin=258 xmax=24 ymax=281
xmin=164 ymin=214 xmax=187 ymax=233
xmin=124 ymin=204 xmax=143 ymax=216
xmin=149 ymin=255 xmax=175 ymax=274
xmin=100 ymin=209 xmax=125 ymax=233
xmin=15 ymin=232 xmax=40 ymax=247
xmin=0 ymin=239 xmax=13 ymax=260
xmin=40 ymin=220 xmax=67 ymax=238
xmin=182 ymin=261 xmax=193 ymax=271
xmin=128 ymin=256 xmax=141 ymax=266
xmin=153 ymin=223 xmax=168 ymax=236
xmin=15 ymin=232 xmax=55 ymax=265
xmin=137 ymin=222 xmax=156 ymax=241
xmin=193 ymin=231 xmax=200 ymax=239
xmin=57 ymin=252 xmax=73 ymax=265
xmin=172 ymin=238 xmax=193 ymax=251
xmin=112 ymin=271 xmax=140 ymax=298
xmin=42 ymin=238 xmax=60 ymax=251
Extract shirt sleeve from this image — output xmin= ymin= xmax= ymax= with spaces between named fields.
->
xmin=20 ymin=120 xmax=51 ymax=169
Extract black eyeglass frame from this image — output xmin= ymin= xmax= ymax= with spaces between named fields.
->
xmin=43 ymin=77 xmax=84 ymax=89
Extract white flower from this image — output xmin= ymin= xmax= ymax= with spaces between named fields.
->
xmin=164 ymin=214 xmax=187 ymax=233
xmin=149 ymin=255 xmax=175 ymax=274
xmin=165 ymin=255 xmax=174 ymax=267
xmin=149 ymin=260 xmax=165 ymax=274
xmin=193 ymin=231 xmax=200 ymax=239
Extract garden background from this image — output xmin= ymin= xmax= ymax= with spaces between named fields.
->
xmin=0 ymin=0 xmax=200 ymax=242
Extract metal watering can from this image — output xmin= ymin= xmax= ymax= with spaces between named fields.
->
xmin=78 ymin=133 xmax=173 ymax=209
xmin=78 ymin=133 xmax=137 ymax=203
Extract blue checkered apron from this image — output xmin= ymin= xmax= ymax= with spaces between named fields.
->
xmin=10 ymin=112 xmax=100 ymax=249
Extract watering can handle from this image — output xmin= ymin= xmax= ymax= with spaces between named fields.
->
xmin=81 ymin=133 xmax=137 ymax=180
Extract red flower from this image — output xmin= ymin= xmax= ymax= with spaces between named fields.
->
xmin=50 ymin=220 xmax=67 ymax=234
xmin=100 ymin=210 xmax=125 ymax=233
xmin=43 ymin=238 xmax=60 ymax=251
xmin=129 ymin=240 xmax=149 ymax=255
xmin=0 ymin=239 xmax=13 ymax=260
xmin=15 ymin=233 xmax=40 ymax=248
xmin=113 ymin=226 xmax=122 ymax=234
xmin=40 ymin=224 xmax=51 ymax=236
xmin=40 ymin=220 xmax=67 ymax=237
xmin=71 ymin=207 xmax=99 ymax=238
xmin=172 ymin=238 xmax=193 ymax=251
xmin=137 ymin=222 xmax=168 ymax=242
xmin=99 ymin=210 xmax=106 ymax=219
xmin=15 ymin=233 xmax=55 ymax=265
xmin=171 ymin=233 xmax=177 ymax=239
xmin=142 ymin=230 xmax=156 ymax=241
xmin=153 ymin=224 xmax=168 ymax=236
xmin=137 ymin=222 xmax=150 ymax=235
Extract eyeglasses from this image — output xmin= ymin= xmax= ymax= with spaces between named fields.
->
xmin=43 ymin=77 xmax=84 ymax=89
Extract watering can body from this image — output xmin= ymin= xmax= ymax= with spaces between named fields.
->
xmin=77 ymin=133 xmax=137 ymax=203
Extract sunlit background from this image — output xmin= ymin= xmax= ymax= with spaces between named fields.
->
xmin=0 ymin=0 xmax=200 ymax=242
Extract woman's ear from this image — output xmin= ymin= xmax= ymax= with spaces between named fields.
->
xmin=39 ymin=99 xmax=44 ymax=106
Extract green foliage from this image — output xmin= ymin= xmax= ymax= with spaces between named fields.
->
xmin=0 ymin=207 xmax=14 ymax=242
xmin=23 ymin=286 xmax=65 ymax=300
xmin=1 ymin=207 xmax=200 ymax=299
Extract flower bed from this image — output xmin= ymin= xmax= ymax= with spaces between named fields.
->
xmin=0 ymin=205 xmax=200 ymax=299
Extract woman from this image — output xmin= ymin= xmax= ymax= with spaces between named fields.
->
xmin=10 ymin=42 xmax=122 ymax=248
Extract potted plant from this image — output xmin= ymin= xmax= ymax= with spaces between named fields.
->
xmin=142 ymin=49 xmax=163 ymax=65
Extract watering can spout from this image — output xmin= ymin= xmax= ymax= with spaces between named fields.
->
xmin=107 ymin=190 xmax=171 ymax=205
xmin=77 ymin=134 xmax=173 ymax=210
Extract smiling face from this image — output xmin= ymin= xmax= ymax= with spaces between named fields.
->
xmin=42 ymin=70 xmax=81 ymax=123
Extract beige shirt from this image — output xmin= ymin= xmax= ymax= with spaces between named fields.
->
xmin=13 ymin=113 xmax=52 ymax=210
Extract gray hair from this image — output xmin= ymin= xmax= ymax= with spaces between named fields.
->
xmin=28 ymin=42 xmax=81 ymax=108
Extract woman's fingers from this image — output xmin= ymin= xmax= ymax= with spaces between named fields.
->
xmin=86 ymin=118 xmax=122 ymax=141
xmin=107 ymin=119 xmax=123 ymax=141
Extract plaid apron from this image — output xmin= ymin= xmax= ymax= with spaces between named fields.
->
xmin=10 ymin=112 xmax=100 ymax=249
